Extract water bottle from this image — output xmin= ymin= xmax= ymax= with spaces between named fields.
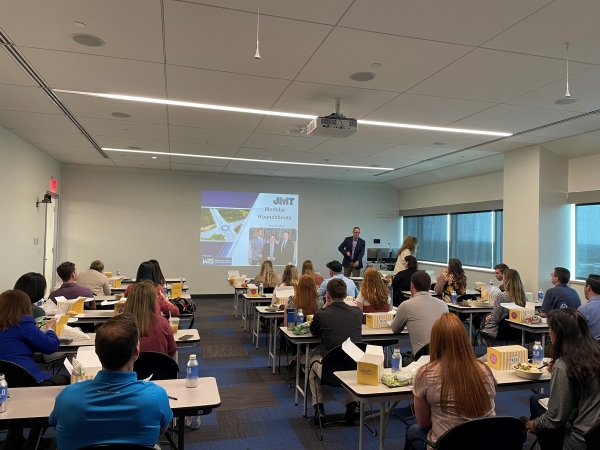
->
xmin=186 ymin=355 xmax=198 ymax=388
xmin=451 ymin=290 xmax=457 ymax=304
xmin=259 ymin=283 xmax=264 ymax=297
xmin=116 ymin=269 xmax=121 ymax=276
xmin=391 ymin=349 xmax=401 ymax=373
xmin=560 ymin=302 xmax=568 ymax=309
xmin=296 ymin=309 xmax=305 ymax=326
xmin=164 ymin=284 xmax=170 ymax=299
xmin=286 ymin=308 xmax=295 ymax=330
xmin=532 ymin=341 xmax=544 ymax=368
xmin=0 ymin=373 xmax=7 ymax=413
xmin=538 ymin=289 xmax=544 ymax=303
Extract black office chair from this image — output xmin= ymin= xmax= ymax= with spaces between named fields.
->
xmin=496 ymin=319 xmax=523 ymax=344
xmin=307 ymin=343 xmax=376 ymax=441
xmin=263 ymin=287 xmax=275 ymax=294
xmin=407 ymin=416 xmax=526 ymax=450
xmin=585 ymin=420 xmax=600 ymax=449
xmin=0 ymin=360 xmax=38 ymax=387
xmin=133 ymin=352 xmax=179 ymax=381
xmin=78 ymin=445 xmax=156 ymax=450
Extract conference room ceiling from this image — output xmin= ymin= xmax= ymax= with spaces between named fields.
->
xmin=1 ymin=0 xmax=600 ymax=189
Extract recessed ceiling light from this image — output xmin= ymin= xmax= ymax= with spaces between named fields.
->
xmin=349 ymin=72 xmax=376 ymax=82
xmin=371 ymin=63 xmax=381 ymax=68
xmin=279 ymin=143 xmax=285 ymax=146
xmin=151 ymin=156 xmax=157 ymax=159
xmin=433 ymin=141 xmax=448 ymax=145
xmin=258 ymin=156 xmax=272 ymax=161
xmin=102 ymin=148 xmax=394 ymax=171
xmin=287 ymin=127 xmax=305 ymax=134
xmin=72 ymin=21 xmax=86 ymax=28
xmin=111 ymin=112 xmax=130 ymax=118
xmin=72 ymin=33 xmax=105 ymax=47
xmin=555 ymin=97 xmax=578 ymax=105
xmin=127 ymin=146 xmax=142 ymax=150
xmin=55 ymin=90 xmax=512 ymax=137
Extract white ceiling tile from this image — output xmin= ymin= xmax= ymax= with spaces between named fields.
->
xmin=274 ymin=164 xmax=335 ymax=174
xmin=308 ymin=139 xmax=393 ymax=156
xmin=168 ymin=106 xmax=262 ymax=132
xmin=543 ymin=129 xmax=600 ymax=159
xmin=171 ymin=163 xmax=224 ymax=173
xmin=233 ymin=147 xmax=305 ymax=162
xmin=0 ymin=0 xmax=164 ymax=63
xmin=37 ymin=145 xmax=98 ymax=158
xmin=166 ymin=65 xmax=289 ymax=109
xmin=221 ymin=167 xmax=278 ymax=176
xmin=95 ymin=136 xmax=168 ymax=152
xmin=52 ymin=155 xmax=115 ymax=166
xmin=0 ymin=85 xmax=61 ymax=114
xmin=450 ymin=104 xmax=581 ymax=138
xmin=243 ymin=133 xmax=324 ymax=152
xmin=340 ymin=0 xmax=552 ymax=46
xmin=347 ymin=124 xmax=423 ymax=144
xmin=182 ymin=0 xmax=353 ymax=24
xmin=21 ymin=48 xmax=166 ymax=96
xmin=409 ymin=48 xmax=590 ymax=103
xmin=293 ymin=152 xmax=363 ymax=165
xmin=435 ymin=150 xmax=500 ymax=163
xmin=10 ymin=129 xmax=89 ymax=147
xmin=532 ymin=115 xmax=600 ymax=139
xmin=169 ymin=141 xmax=239 ymax=158
xmin=297 ymin=27 xmax=471 ymax=92
xmin=164 ymin=2 xmax=332 ymax=79
xmin=362 ymin=93 xmax=495 ymax=127
xmin=505 ymin=66 xmax=600 ymax=113
xmin=484 ymin=0 xmax=600 ymax=64
xmin=370 ymin=144 xmax=454 ymax=160
xmin=313 ymin=171 xmax=375 ymax=182
xmin=0 ymin=49 xmax=36 ymax=87
xmin=78 ymin=117 xmax=169 ymax=141
xmin=350 ymin=156 xmax=419 ymax=170
xmin=224 ymin=160 xmax=284 ymax=171
xmin=385 ymin=159 xmax=456 ymax=177
xmin=169 ymin=125 xmax=250 ymax=147
xmin=169 ymin=155 xmax=229 ymax=166
xmin=59 ymin=94 xmax=168 ymax=124
xmin=114 ymin=160 xmax=171 ymax=170
xmin=269 ymin=171 xmax=321 ymax=179
xmin=0 ymin=110 xmax=78 ymax=133
xmin=252 ymin=116 xmax=312 ymax=136
xmin=107 ymin=151 xmax=169 ymax=163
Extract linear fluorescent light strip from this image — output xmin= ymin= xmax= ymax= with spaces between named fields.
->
xmin=102 ymin=148 xmax=395 ymax=171
xmin=54 ymin=90 xmax=512 ymax=137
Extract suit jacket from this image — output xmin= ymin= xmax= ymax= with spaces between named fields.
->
xmin=262 ymin=241 xmax=277 ymax=263
xmin=309 ymin=301 xmax=363 ymax=357
xmin=338 ymin=236 xmax=366 ymax=269
xmin=250 ymin=236 xmax=264 ymax=261
xmin=278 ymin=239 xmax=295 ymax=264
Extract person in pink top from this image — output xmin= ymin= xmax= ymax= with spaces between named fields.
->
xmin=124 ymin=262 xmax=179 ymax=317
xmin=123 ymin=281 xmax=176 ymax=357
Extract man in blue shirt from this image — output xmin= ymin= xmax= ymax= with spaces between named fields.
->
xmin=540 ymin=267 xmax=581 ymax=317
xmin=317 ymin=260 xmax=358 ymax=298
xmin=49 ymin=314 xmax=173 ymax=449
xmin=578 ymin=274 xmax=600 ymax=340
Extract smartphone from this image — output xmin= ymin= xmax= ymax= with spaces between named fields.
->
xmin=179 ymin=334 xmax=193 ymax=341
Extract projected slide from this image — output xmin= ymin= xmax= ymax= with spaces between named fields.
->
xmin=200 ymin=190 xmax=299 ymax=266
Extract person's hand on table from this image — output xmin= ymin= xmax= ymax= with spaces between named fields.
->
xmin=45 ymin=318 xmax=57 ymax=330
xmin=485 ymin=315 xmax=492 ymax=322
xmin=525 ymin=420 xmax=536 ymax=434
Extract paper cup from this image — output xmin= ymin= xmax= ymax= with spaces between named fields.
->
xmin=169 ymin=317 xmax=180 ymax=334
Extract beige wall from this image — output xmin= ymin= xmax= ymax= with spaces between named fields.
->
xmin=568 ymin=153 xmax=600 ymax=193
xmin=0 ymin=125 xmax=61 ymax=289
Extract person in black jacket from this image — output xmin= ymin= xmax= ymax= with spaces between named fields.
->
xmin=392 ymin=255 xmax=419 ymax=307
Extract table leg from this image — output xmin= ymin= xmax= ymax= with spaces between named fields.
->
xmin=294 ymin=342 xmax=301 ymax=406
xmin=178 ymin=413 xmax=185 ymax=449
xmin=241 ymin=297 xmax=246 ymax=329
xmin=379 ymin=401 xmax=386 ymax=450
xmin=302 ymin=342 xmax=309 ymax=417
xmin=254 ymin=311 xmax=260 ymax=348
xmin=522 ymin=330 xmax=526 ymax=347
xmin=359 ymin=402 xmax=365 ymax=450
xmin=234 ymin=290 xmax=238 ymax=317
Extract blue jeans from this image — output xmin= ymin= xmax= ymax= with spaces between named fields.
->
xmin=405 ymin=424 xmax=430 ymax=450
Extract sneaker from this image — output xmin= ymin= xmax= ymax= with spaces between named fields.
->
xmin=185 ymin=416 xmax=201 ymax=429
xmin=313 ymin=403 xmax=326 ymax=426
xmin=344 ymin=401 xmax=359 ymax=423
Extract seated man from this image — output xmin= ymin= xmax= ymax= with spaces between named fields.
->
xmin=309 ymin=278 xmax=363 ymax=424
xmin=494 ymin=263 xmax=509 ymax=292
xmin=49 ymin=261 xmax=96 ymax=309
xmin=539 ymin=267 xmax=581 ymax=318
xmin=76 ymin=259 xmax=112 ymax=296
xmin=578 ymin=274 xmax=600 ymax=340
xmin=317 ymin=260 xmax=358 ymax=298
xmin=391 ymin=271 xmax=449 ymax=355
xmin=49 ymin=314 xmax=173 ymax=449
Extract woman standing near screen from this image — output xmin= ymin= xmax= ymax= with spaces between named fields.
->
xmin=393 ymin=236 xmax=418 ymax=275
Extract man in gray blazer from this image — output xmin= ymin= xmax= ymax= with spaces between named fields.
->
xmin=250 ymin=228 xmax=265 ymax=265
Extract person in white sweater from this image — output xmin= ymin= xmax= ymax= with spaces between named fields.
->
xmin=393 ymin=235 xmax=418 ymax=275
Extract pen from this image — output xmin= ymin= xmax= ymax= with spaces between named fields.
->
xmin=168 ymin=396 xmax=178 ymax=400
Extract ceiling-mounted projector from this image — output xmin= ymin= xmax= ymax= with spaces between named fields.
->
xmin=306 ymin=99 xmax=357 ymax=138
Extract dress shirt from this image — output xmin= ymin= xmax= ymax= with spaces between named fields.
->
xmin=351 ymin=239 xmax=358 ymax=259
xmin=270 ymin=243 xmax=274 ymax=257
xmin=578 ymin=295 xmax=600 ymax=340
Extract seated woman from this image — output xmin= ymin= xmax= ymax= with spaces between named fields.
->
xmin=284 ymin=275 xmax=324 ymax=326
xmin=526 ymin=308 xmax=600 ymax=450
xmin=277 ymin=265 xmax=299 ymax=290
xmin=478 ymin=269 xmax=526 ymax=346
xmin=14 ymin=272 xmax=47 ymax=319
xmin=434 ymin=258 xmax=467 ymax=302
xmin=253 ymin=260 xmax=280 ymax=290
xmin=391 ymin=256 xmax=418 ymax=307
xmin=393 ymin=235 xmax=418 ymax=275
xmin=149 ymin=259 xmax=166 ymax=287
xmin=356 ymin=268 xmax=391 ymax=313
xmin=124 ymin=262 xmax=179 ymax=317
xmin=0 ymin=290 xmax=69 ymax=449
xmin=301 ymin=260 xmax=324 ymax=286
xmin=406 ymin=313 xmax=496 ymax=450
xmin=123 ymin=281 xmax=176 ymax=357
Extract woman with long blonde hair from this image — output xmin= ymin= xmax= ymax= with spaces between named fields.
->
xmin=356 ymin=268 xmax=391 ymax=312
xmin=278 ymin=265 xmax=299 ymax=289
xmin=301 ymin=260 xmax=324 ymax=286
xmin=394 ymin=235 xmax=418 ymax=274
xmin=284 ymin=275 xmax=323 ymax=325
xmin=123 ymin=281 xmax=176 ymax=356
xmin=253 ymin=260 xmax=280 ymax=287
xmin=406 ymin=313 xmax=496 ymax=449
xmin=479 ymin=268 xmax=527 ymax=345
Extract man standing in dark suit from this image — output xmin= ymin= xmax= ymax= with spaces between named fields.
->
xmin=262 ymin=235 xmax=277 ymax=263
xmin=338 ymin=227 xmax=365 ymax=277
xmin=278 ymin=231 xmax=295 ymax=265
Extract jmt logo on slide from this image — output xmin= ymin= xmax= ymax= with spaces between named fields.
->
xmin=273 ymin=197 xmax=295 ymax=205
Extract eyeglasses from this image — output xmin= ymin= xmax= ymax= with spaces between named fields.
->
xmin=551 ymin=273 xmax=557 ymax=277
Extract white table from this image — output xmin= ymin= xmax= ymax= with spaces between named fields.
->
xmin=507 ymin=320 xmax=549 ymax=347
xmin=111 ymin=284 xmax=190 ymax=293
xmin=95 ymin=294 xmax=191 ymax=303
xmin=255 ymin=306 xmax=284 ymax=373
xmin=241 ymin=293 xmax=272 ymax=331
xmin=447 ymin=303 xmax=494 ymax=339
xmin=122 ymin=277 xmax=187 ymax=284
xmin=335 ymin=365 xmax=551 ymax=450
xmin=0 ymin=378 xmax=219 ymax=450
xmin=280 ymin=326 xmax=409 ymax=417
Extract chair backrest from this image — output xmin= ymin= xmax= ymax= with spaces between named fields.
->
xmin=133 ymin=352 xmax=179 ymax=381
xmin=78 ymin=445 xmax=156 ymax=450
xmin=0 ymin=360 xmax=38 ymax=387
xmin=319 ymin=343 xmax=367 ymax=387
xmin=434 ymin=416 xmax=526 ymax=450
xmin=585 ymin=420 xmax=600 ymax=449
xmin=496 ymin=320 xmax=522 ymax=342
xmin=457 ymin=294 xmax=477 ymax=302
xmin=414 ymin=343 xmax=430 ymax=361
xmin=263 ymin=287 xmax=275 ymax=294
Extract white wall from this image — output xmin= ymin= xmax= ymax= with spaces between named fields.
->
xmin=59 ymin=165 xmax=400 ymax=294
xmin=569 ymin=153 xmax=600 ymax=193
xmin=0 ymin=125 xmax=61 ymax=290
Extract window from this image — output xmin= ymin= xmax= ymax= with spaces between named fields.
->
xmin=403 ymin=210 xmax=503 ymax=269
xmin=575 ymin=204 xmax=600 ymax=279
